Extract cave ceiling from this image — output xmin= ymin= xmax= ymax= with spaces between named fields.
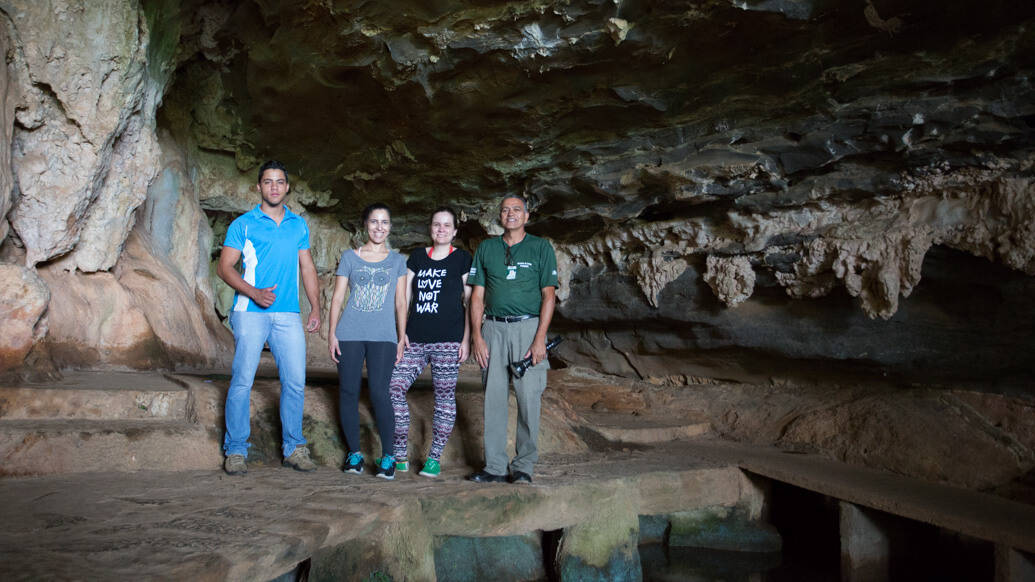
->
xmin=162 ymin=0 xmax=1035 ymax=239
xmin=1 ymin=0 xmax=1032 ymax=384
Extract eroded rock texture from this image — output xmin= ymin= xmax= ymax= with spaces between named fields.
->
xmin=6 ymin=0 xmax=158 ymax=269
xmin=0 ymin=0 xmax=1033 ymax=389
xmin=0 ymin=264 xmax=48 ymax=370
xmin=145 ymin=0 xmax=1035 ymax=384
xmin=0 ymin=0 xmax=233 ymax=372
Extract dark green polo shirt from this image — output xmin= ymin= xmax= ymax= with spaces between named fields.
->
xmin=468 ymin=233 xmax=559 ymax=317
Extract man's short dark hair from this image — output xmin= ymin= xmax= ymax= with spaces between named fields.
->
xmin=500 ymin=195 xmax=529 ymax=212
xmin=258 ymin=160 xmax=289 ymax=184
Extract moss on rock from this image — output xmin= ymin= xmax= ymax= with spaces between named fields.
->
xmin=669 ymin=504 xmax=782 ymax=553
xmin=555 ymin=489 xmax=641 ymax=581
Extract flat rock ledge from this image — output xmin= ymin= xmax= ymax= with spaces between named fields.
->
xmin=0 ymin=441 xmax=764 ymax=581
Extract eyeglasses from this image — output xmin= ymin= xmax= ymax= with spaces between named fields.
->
xmin=503 ymin=238 xmax=514 ymax=267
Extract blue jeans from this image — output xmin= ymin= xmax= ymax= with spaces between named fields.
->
xmin=223 ymin=311 xmax=308 ymax=458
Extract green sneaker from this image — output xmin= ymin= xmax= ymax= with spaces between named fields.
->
xmin=419 ymin=458 xmax=441 ymax=478
xmin=395 ymin=458 xmax=409 ymax=472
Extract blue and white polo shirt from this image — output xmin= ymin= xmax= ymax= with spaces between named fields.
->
xmin=223 ymin=204 xmax=310 ymax=313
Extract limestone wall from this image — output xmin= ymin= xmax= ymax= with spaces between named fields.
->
xmin=0 ymin=1 xmax=232 ymax=373
xmin=0 ymin=0 xmax=1033 ymax=389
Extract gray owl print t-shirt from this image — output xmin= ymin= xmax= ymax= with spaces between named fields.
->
xmin=334 ymin=249 xmax=407 ymax=343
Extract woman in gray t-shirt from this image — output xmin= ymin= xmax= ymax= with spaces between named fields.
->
xmin=327 ymin=202 xmax=407 ymax=480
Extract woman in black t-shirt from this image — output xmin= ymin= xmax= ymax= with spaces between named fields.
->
xmin=388 ymin=207 xmax=473 ymax=478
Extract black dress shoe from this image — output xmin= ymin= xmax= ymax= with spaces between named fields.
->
xmin=509 ymin=471 xmax=533 ymax=484
xmin=467 ymin=469 xmax=507 ymax=483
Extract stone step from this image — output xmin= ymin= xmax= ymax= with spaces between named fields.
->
xmin=579 ymin=411 xmax=712 ymax=444
xmin=0 ymin=372 xmax=191 ymax=422
xmin=0 ymin=419 xmax=220 ymax=476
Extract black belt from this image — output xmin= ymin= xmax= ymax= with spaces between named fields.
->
xmin=487 ymin=314 xmax=538 ymax=323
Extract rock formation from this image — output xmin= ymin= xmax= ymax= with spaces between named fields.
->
xmin=0 ymin=263 xmax=48 ymax=370
xmin=0 ymin=0 xmax=1033 ymax=503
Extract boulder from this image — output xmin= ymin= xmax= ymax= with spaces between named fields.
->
xmin=0 ymin=264 xmax=49 ymax=371
xmin=114 ymin=229 xmax=232 ymax=369
xmin=38 ymin=265 xmax=158 ymax=369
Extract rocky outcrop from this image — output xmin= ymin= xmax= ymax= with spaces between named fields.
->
xmin=545 ymin=367 xmax=1035 ymax=501
xmin=705 ymin=255 xmax=755 ymax=309
xmin=70 ymin=109 xmax=161 ymax=273
xmin=5 ymin=0 xmax=165 ymax=270
xmin=38 ymin=266 xmax=155 ymax=368
xmin=38 ymin=225 xmax=234 ymax=371
xmin=0 ymin=0 xmax=1033 ymax=387
xmin=114 ymin=229 xmax=232 ymax=368
xmin=624 ymin=370 xmax=1035 ymax=495
xmin=140 ymin=131 xmax=217 ymax=305
xmin=0 ymin=264 xmax=48 ymax=371
xmin=0 ymin=1 xmax=231 ymax=372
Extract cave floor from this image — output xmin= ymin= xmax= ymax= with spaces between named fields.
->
xmin=2 ymin=436 xmax=1034 ymax=581
xmin=2 ymin=368 xmax=1034 ymax=580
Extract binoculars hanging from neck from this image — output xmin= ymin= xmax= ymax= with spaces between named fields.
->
xmin=509 ymin=336 xmax=564 ymax=378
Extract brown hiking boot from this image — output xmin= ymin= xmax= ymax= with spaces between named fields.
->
xmin=224 ymin=454 xmax=247 ymax=475
xmin=283 ymin=445 xmax=317 ymax=472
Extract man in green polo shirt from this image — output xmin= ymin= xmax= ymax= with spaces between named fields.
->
xmin=468 ymin=195 xmax=558 ymax=484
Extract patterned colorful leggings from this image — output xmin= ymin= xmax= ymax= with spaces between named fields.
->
xmin=389 ymin=341 xmax=460 ymax=460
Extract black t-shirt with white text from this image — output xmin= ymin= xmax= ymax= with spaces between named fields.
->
xmin=405 ymin=248 xmax=473 ymax=343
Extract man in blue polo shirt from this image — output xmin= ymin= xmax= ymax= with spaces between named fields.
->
xmin=217 ymin=160 xmax=322 ymax=475
xmin=468 ymin=195 xmax=558 ymax=484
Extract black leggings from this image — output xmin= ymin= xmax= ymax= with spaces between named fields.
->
xmin=337 ymin=341 xmax=396 ymax=455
